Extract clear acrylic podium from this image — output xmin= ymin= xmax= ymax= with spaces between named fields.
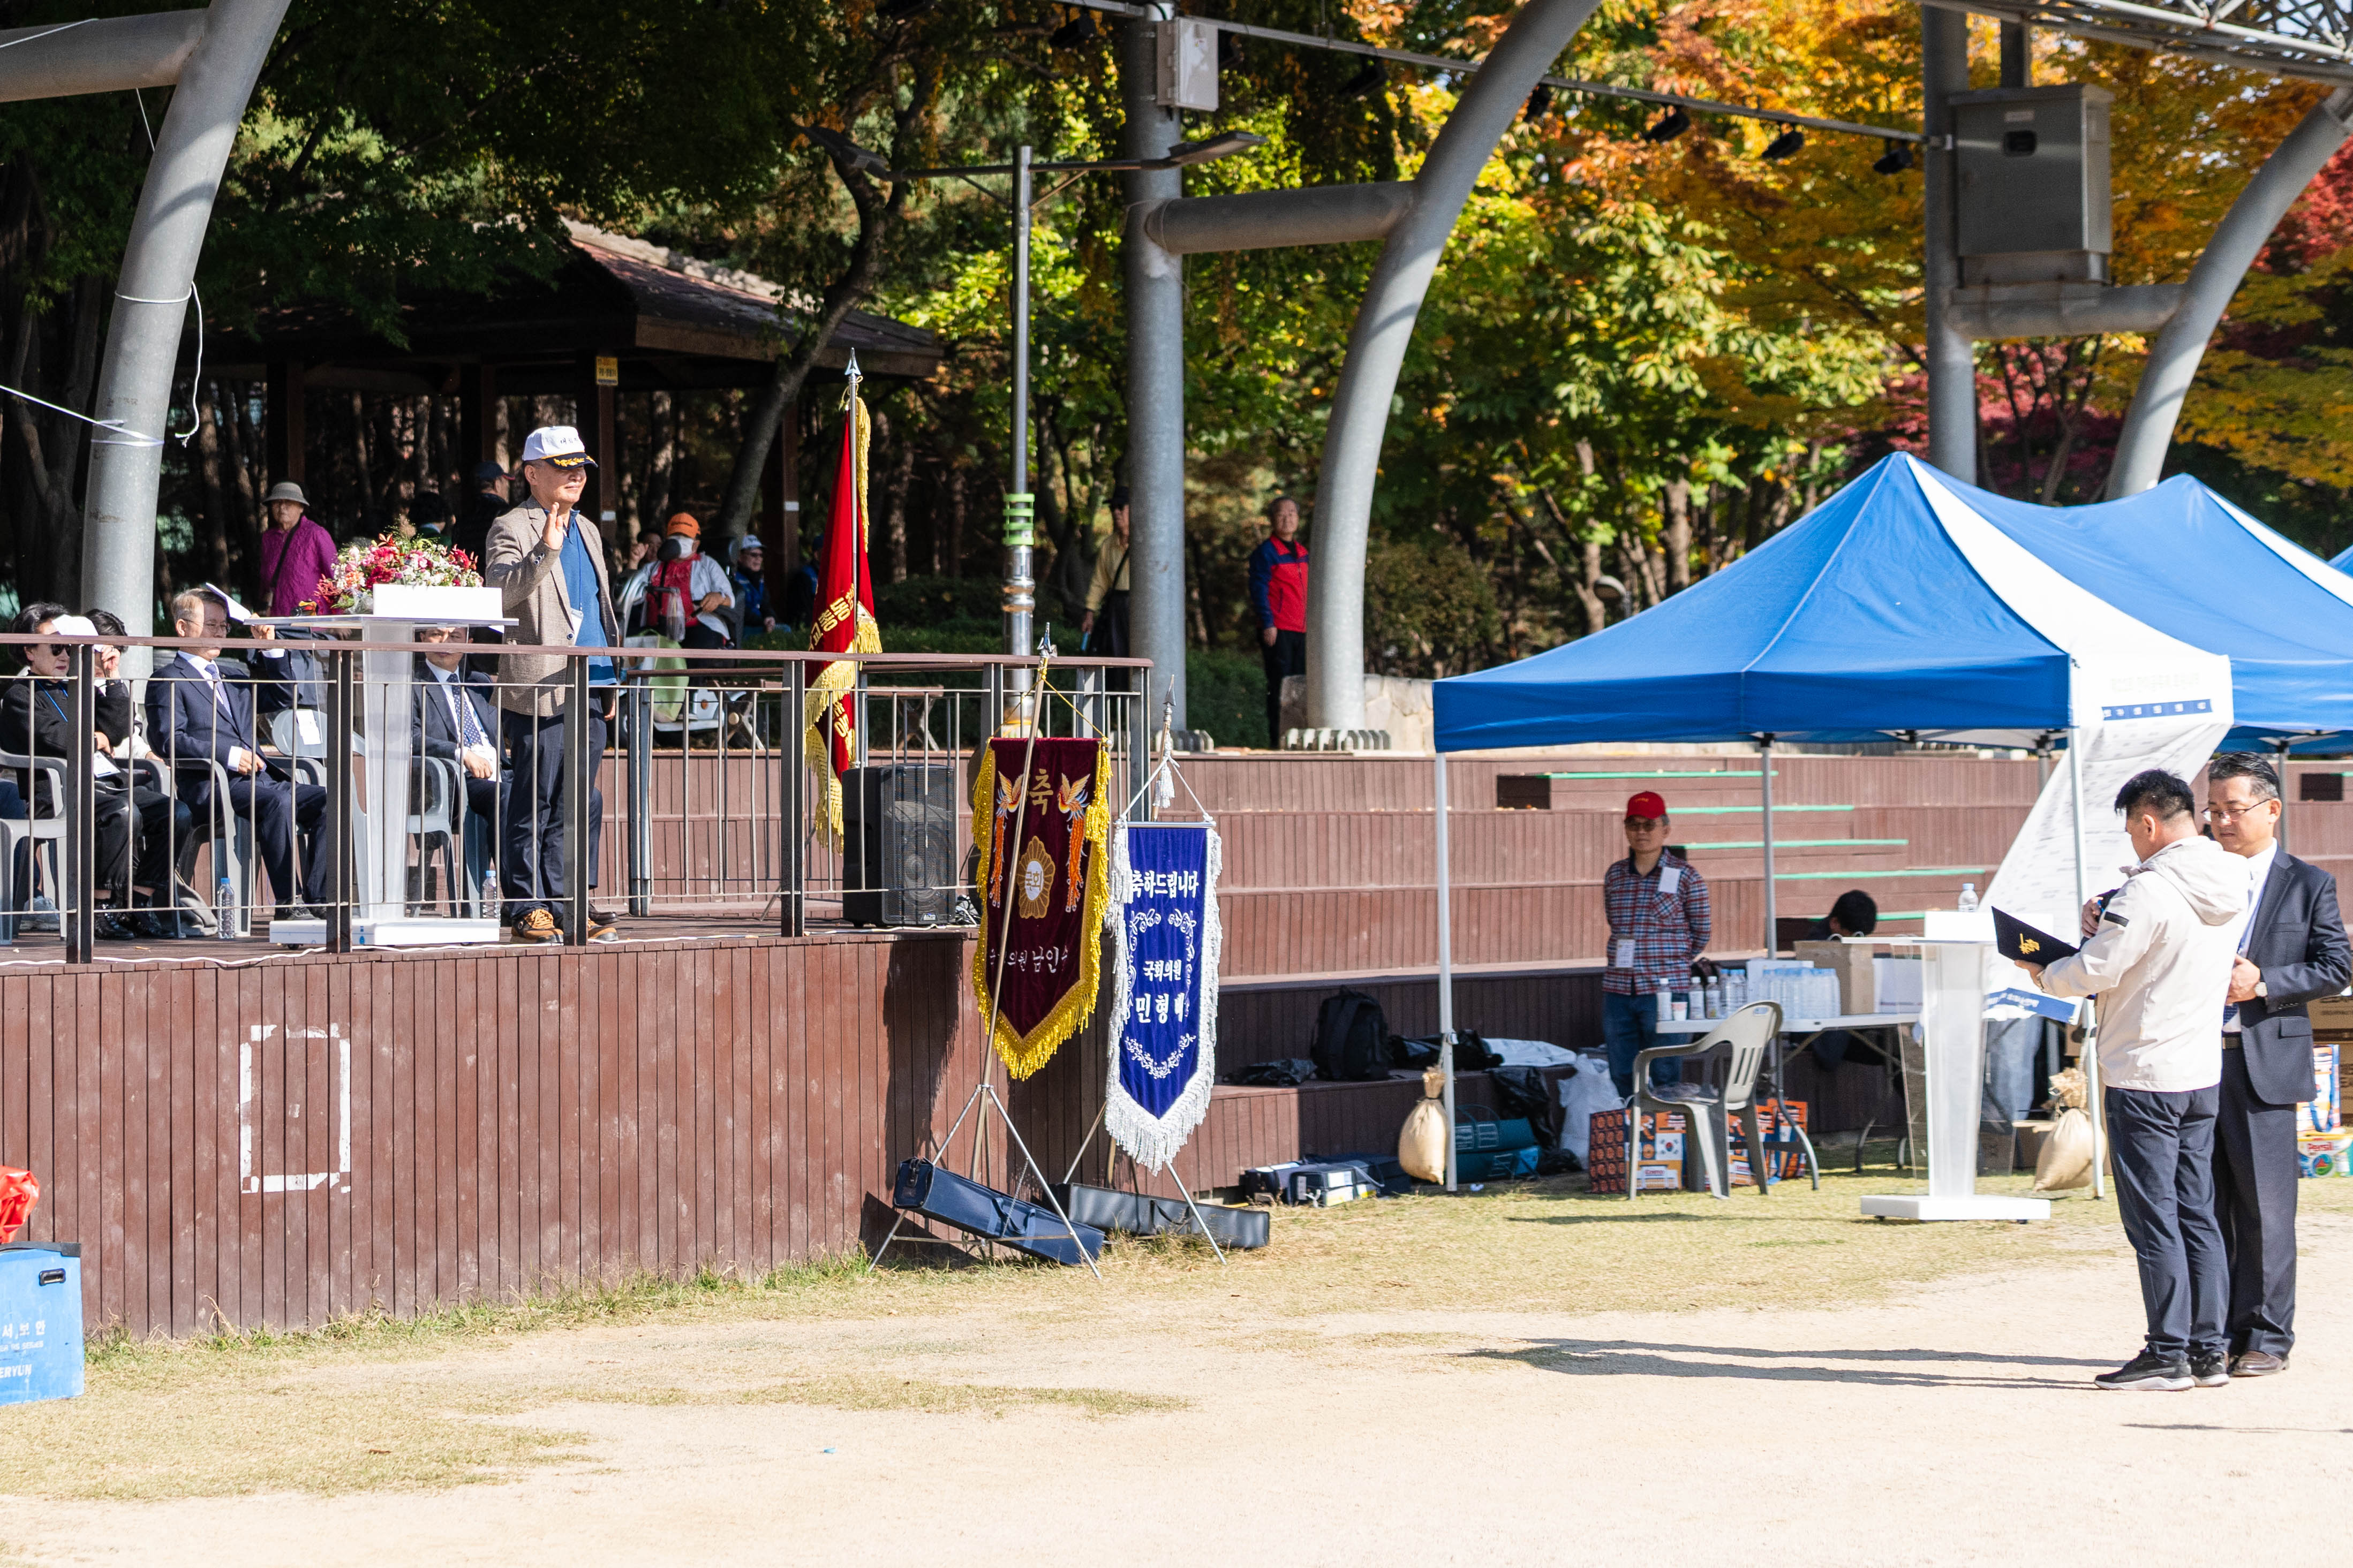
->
xmin=1859 ymin=913 xmax=2052 ymax=1222
xmin=261 ymin=585 xmax=508 ymax=947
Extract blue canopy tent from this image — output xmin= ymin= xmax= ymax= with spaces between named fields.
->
xmin=2335 ymin=543 xmax=2353 ymax=573
xmin=1422 ymin=453 xmax=2236 ymax=1193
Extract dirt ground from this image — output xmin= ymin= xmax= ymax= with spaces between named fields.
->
xmin=3 ymin=1164 xmax=2350 ymax=1566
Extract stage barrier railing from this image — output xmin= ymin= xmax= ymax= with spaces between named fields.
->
xmin=0 ymin=631 xmax=1152 ymax=958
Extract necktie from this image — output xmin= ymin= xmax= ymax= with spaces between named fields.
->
xmin=454 ymin=680 xmax=485 ymax=748
xmin=2225 ymin=878 xmax=2256 ymax=1026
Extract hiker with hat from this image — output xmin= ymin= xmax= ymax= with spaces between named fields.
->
xmin=1600 ymin=790 xmax=1714 ymax=1099
xmin=482 ymin=425 xmax=620 ymax=944
xmin=257 ymin=481 xmax=339 ymax=618
xmin=622 ymin=513 xmax=735 ymax=650
xmin=728 ymin=536 xmax=775 ymax=637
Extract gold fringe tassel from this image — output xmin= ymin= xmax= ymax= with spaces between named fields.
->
xmin=969 ymin=741 xmax=1112 ymax=1080
xmin=802 ymin=392 xmax=877 ymax=847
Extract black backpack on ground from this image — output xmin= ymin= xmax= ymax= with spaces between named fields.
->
xmin=1311 ymin=990 xmax=1394 ymax=1082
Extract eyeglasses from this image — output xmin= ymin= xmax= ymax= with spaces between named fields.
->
xmin=2205 ymin=802 xmax=2276 ymax=822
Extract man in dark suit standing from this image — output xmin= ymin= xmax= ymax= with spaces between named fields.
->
xmin=145 ymin=589 xmax=331 ymax=919
xmin=2206 ymin=752 xmax=2351 ymax=1377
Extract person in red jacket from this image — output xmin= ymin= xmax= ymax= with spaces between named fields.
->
xmin=1248 ymin=496 xmax=1308 ymax=746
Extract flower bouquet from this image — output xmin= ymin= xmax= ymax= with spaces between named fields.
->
xmin=308 ymin=535 xmax=483 ymax=615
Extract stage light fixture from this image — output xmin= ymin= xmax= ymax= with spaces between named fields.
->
xmin=1340 ymin=59 xmax=1386 ymax=99
xmin=1218 ymin=27 xmax=1243 ymax=68
xmin=1762 ymin=127 xmax=1805 ymax=161
xmin=1162 ymin=130 xmax=1269 ymax=166
xmin=1873 ymin=140 xmax=1914 ymax=175
xmin=801 ymin=125 xmax=891 ymax=177
xmin=1049 ymin=11 xmax=1097 ymax=48
xmin=1641 ymin=107 xmax=1690 ymax=142
xmin=1524 ymin=84 xmax=1553 ymax=122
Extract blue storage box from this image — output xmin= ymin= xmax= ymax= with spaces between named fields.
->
xmin=0 ymin=1245 xmax=82 ymax=1405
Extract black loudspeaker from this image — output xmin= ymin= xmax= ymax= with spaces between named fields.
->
xmin=842 ymin=764 xmax=958 ymax=927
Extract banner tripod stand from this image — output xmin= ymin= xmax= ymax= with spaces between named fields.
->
xmin=1057 ymin=1106 xmax=1228 ymax=1265
xmin=870 ymin=645 xmax=1104 ymax=1280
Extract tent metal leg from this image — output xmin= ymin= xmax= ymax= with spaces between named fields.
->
xmin=1435 ymin=750 xmax=1457 ymax=1192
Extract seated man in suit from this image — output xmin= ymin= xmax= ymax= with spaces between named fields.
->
xmin=1 ymin=604 xmax=183 ymax=939
xmin=145 ymin=588 xmax=331 ymax=921
xmin=412 ymin=625 xmax=506 ymax=867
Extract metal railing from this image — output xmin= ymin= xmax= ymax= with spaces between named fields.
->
xmin=0 ymin=630 xmax=1153 ymax=960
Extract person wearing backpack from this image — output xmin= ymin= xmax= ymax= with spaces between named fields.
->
xmin=1601 ymin=790 xmax=1713 ymax=1099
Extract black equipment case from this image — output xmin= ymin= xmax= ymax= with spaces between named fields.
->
xmin=891 ymin=1159 xmax=1105 ymax=1266
xmin=1051 ymin=1183 xmax=1270 ymax=1249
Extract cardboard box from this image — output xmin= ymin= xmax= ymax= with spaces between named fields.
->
xmin=2298 ymin=1131 xmax=2353 ymax=1179
xmin=1588 ymin=1108 xmax=1686 ymax=1193
xmin=1795 ymin=943 xmax=1877 ymax=1016
xmin=2304 ymin=1042 xmax=2341 ymax=1135
xmin=2308 ymin=994 xmax=2353 ymax=1038
xmin=1728 ymin=1100 xmax=1810 ymax=1187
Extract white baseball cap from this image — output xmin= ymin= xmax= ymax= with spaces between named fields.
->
xmin=519 ymin=425 xmax=597 ymax=469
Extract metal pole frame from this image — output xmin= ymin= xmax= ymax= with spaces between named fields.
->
xmin=783 ymin=658 xmax=808 ymax=938
xmin=1921 ymin=4 xmax=1976 ymax=483
xmin=1005 ymin=146 xmax=1037 ymax=662
xmin=1434 ymin=749 xmax=1457 ymax=1192
xmin=63 ymin=645 xmax=95 ymax=965
xmin=327 ymin=647 xmax=353 ymax=953
xmin=2067 ymin=728 xmax=2104 ymax=1201
xmin=628 ymin=676 xmax=652 ymax=916
xmin=564 ymin=655 xmax=592 ymax=946
xmin=1758 ymin=736 xmax=1777 ymax=957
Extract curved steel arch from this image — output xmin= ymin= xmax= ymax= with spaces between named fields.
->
xmin=1301 ymin=0 xmax=1605 ymax=730
xmin=81 ymin=0 xmax=291 ymax=655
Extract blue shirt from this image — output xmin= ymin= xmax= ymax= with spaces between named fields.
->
xmin=557 ymin=512 xmax=616 ymax=685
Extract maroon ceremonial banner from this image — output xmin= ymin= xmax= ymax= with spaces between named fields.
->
xmin=970 ymin=736 xmax=1112 ymax=1079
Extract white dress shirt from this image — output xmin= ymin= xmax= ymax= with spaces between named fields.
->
xmin=2223 ymin=840 xmax=2279 ymax=1034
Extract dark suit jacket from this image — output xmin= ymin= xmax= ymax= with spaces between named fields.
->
xmin=144 ymin=652 xmax=284 ymax=801
xmin=0 ymin=678 xmax=78 ymax=810
xmin=2236 ymin=849 xmax=2353 ymax=1105
xmin=411 ymin=657 xmax=500 ymax=764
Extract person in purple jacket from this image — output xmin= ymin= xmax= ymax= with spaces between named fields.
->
xmin=256 ymin=482 xmax=340 ymax=618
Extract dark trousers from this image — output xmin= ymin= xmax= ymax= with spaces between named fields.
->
xmin=1095 ymin=592 xmax=1130 ymax=658
xmin=93 ymin=781 xmax=182 ymax=902
xmin=2215 ymin=1047 xmax=2299 ymax=1357
xmin=2106 ymin=1082 xmax=2229 ymax=1359
xmin=502 ymin=706 xmax=605 ymax=915
xmin=1262 ymin=628 xmax=1306 ymax=747
xmin=215 ymin=774 xmax=330 ymax=908
xmin=1602 ymin=990 xmax=1681 ymax=1100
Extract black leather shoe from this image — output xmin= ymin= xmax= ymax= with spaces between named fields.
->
xmin=2229 ymin=1350 xmax=2289 ymax=1377
xmin=2190 ymin=1350 xmax=2231 ymax=1387
xmin=92 ymin=911 xmax=141 ymax=942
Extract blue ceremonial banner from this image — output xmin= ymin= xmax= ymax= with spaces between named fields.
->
xmin=1105 ymin=821 xmax=1222 ymax=1170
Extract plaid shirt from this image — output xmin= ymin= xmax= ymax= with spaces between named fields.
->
xmin=1602 ymin=850 xmax=1711 ymax=994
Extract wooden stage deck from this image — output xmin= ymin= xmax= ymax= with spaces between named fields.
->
xmin=8 ymin=749 xmax=2347 ymax=1336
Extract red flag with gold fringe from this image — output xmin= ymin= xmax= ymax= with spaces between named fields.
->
xmin=804 ymin=380 xmax=879 ymax=842
xmin=971 ymin=736 xmax=1112 ymax=1080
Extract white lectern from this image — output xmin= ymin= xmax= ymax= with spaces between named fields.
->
xmin=1859 ymin=912 xmax=2052 ymax=1222
xmin=262 ymin=585 xmax=508 ymax=947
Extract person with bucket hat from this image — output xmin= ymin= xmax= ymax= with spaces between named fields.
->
xmin=1601 ymin=789 xmax=1713 ymax=1099
xmin=483 ymin=425 xmax=620 ymax=944
xmin=256 ymin=481 xmax=340 ymax=618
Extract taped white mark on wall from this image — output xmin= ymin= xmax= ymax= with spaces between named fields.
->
xmin=239 ymin=1024 xmax=352 ymax=1195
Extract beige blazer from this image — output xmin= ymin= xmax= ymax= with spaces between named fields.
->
xmin=484 ymin=503 xmax=620 ymax=717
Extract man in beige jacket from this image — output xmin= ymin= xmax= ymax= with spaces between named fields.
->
xmin=484 ymin=425 xmax=620 ymax=943
xmin=2028 ymin=768 xmax=2245 ymax=1391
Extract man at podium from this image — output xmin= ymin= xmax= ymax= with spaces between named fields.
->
xmin=2022 ymin=769 xmax=2245 ymax=1392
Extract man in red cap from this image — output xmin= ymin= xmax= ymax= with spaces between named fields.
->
xmin=1602 ymin=790 xmax=1713 ymax=1098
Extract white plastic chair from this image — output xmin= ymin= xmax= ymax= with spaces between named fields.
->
xmin=1628 ymin=1001 xmax=1784 ymax=1201
xmin=0 ymin=752 xmax=65 ymax=940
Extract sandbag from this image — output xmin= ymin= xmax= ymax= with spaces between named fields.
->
xmin=1399 ymin=1069 xmax=1447 ymax=1183
xmin=2034 ymin=1105 xmax=2098 ymax=1191
xmin=1555 ymin=1055 xmax=1622 ymax=1165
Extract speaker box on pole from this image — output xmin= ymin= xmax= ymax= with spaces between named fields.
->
xmin=842 ymin=763 xmax=958 ymax=926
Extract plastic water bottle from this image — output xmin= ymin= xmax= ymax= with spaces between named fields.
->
xmin=215 ymin=877 xmax=237 ymax=941
xmin=1655 ymin=979 xmax=1673 ymax=1024
xmin=1957 ymin=882 xmax=1979 ymax=913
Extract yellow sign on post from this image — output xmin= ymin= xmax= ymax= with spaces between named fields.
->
xmin=594 ymin=355 xmax=619 ymax=387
